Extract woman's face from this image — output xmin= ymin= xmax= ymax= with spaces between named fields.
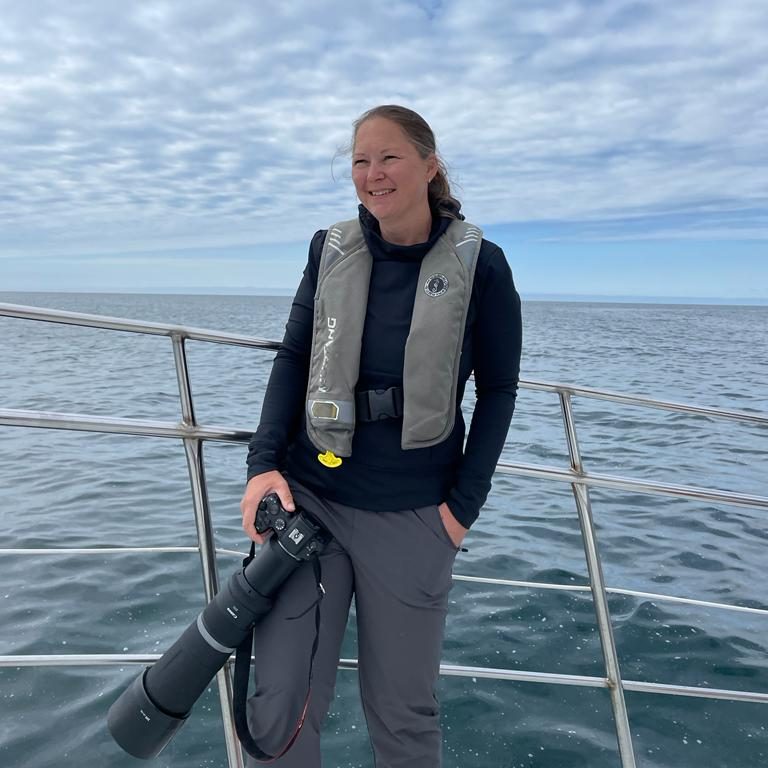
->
xmin=352 ymin=117 xmax=436 ymax=229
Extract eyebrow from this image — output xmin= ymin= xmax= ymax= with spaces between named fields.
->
xmin=352 ymin=147 xmax=399 ymax=156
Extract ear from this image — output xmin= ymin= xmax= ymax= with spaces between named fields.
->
xmin=426 ymin=154 xmax=438 ymax=182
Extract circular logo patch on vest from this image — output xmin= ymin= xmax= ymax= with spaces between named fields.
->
xmin=424 ymin=273 xmax=448 ymax=297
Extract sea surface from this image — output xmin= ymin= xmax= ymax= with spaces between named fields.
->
xmin=0 ymin=292 xmax=766 ymax=768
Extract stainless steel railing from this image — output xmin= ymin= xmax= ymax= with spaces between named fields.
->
xmin=1 ymin=301 xmax=767 ymax=768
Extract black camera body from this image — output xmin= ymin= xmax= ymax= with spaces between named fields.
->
xmin=255 ymin=493 xmax=328 ymax=561
xmin=107 ymin=493 xmax=330 ymax=760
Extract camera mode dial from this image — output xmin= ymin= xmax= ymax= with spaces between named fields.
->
xmin=255 ymin=492 xmax=290 ymax=534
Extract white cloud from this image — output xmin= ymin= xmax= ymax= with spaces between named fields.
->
xmin=0 ymin=0 xmax=766 ymax=268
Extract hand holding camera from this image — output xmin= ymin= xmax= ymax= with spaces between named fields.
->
xmin=240 ymin=470 xmax=295 ymax=543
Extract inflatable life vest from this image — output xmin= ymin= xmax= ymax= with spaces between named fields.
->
xmin=305 ymin=217 xmax=482 ymax=458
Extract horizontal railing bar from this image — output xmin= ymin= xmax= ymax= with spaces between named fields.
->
xmin=520 ymin=378 xmax=768 ymax=427
xmin=0 ymin=546 xmax=246 ymax=558
xmin=432 ymin=665 xmax=768 ymax=704
xmin=348 ymin=660 xmax=608 ymax=689
xmin=452 ymin=575 xmax=768 ymax=616
xmin=441 ymin=665 xmax=601 ymax=689
xmin=2 ymin=303 xmax=763 ymax=428
xmin=0 ymin=654 xmax=162 ymax=667
xmin=496 ymin=460 xmax=768 ymax=510
xmin=619 ymin=679 xmax=768 ymax=703
xmin=2 ymin=409 xmax=765 ymax=510
xmin=0 ymin=656 xmax=609 ymax=690
xmin=453 ymin=574 xmax=589 ymax=591
xmin=4 ymin=534 xmax=765 ymax=618
xmin=0 ymin=408 xmax=251 ymax=442
xmin=0 ymin=303 xmax=279 ymax=351
xmin=0 ymin=547 xmax=202 ymax=555
xmin=3 ymin=654 xmax=766 ymax=705
xmin=605 ymin=586 xmax=768 ymax=616
xmin=1 ymin=548 xmax=763 ymax=617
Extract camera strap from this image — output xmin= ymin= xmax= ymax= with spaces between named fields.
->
xmin=232 ymin=546 xmax=325 ymax=762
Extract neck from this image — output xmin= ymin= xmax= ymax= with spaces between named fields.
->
xmin=379 ymin=208 xmax=433 ymax=246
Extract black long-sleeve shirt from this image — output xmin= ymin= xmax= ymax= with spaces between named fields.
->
xmin=246 ymin=208 xmax=522 ymax=529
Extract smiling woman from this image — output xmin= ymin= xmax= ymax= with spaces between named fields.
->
xmin=351 ymin=113 xmax=436 ymax=244
xmin=350 ymin=104 xmax=463 ymax=244
xmin=239 ymin=104 xmax=523 ymax=768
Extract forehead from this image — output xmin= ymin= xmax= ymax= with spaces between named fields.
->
xmin=353 ymin=117 xmax=413 ymax=153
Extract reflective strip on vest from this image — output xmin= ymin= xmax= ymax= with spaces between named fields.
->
xmin=305 ymin=218 xmax=482 ymax=456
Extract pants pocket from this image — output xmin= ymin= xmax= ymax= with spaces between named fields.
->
xmin=434 ymin=504 xmax=461 ymax=551
xmin=414 ymin=504 xmax=459 ymax=552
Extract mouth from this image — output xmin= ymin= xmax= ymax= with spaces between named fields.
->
xmin=369 ymin=189 xmax=395 ymax=197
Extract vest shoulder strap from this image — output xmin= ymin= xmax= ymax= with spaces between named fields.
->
xmin=316 ymin=219 xmax=367 ymax=287
xmin=305 ymin=220 xmax=372 ymax=457
xmin=400 ymin=219 xmax=483 ymax=449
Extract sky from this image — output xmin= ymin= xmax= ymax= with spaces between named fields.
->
xmin=0 ymin=0 xmax=766 ymax=301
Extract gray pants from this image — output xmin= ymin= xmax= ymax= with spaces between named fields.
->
xmin=245 ymin=479 xmax=458 ymax=768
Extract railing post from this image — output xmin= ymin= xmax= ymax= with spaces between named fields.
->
xmin=559 ymin=391 xmax=637 ymax=768
xmin=172 ymin=334 xmax=245 ymax=768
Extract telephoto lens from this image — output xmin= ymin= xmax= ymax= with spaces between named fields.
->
xmin=107 ymin=495 xmax=329 ymax=759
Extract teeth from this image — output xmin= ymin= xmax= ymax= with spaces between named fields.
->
xmin=370 ymin=190 xmax=393 ymax=196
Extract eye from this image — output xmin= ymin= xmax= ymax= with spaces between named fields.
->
xmin=353 ymin=158 xmax=368 ymax=166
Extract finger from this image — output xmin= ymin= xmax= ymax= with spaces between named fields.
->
xmin=241 ymin=499 xmax=260 ymax=536
xmin=242 ymin=516 xmax=259 ymax=541
xmin=275 ymin=481 xmax=295 ymax=512
xmin=245 ymin=521 xmax=270 ymax=545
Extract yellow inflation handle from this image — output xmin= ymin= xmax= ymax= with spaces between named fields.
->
xmin=317 ymin=450 xmax=343 ymax=468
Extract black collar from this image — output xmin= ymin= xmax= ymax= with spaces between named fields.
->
xmin=357 ymin=205 xmax=451 ymax=262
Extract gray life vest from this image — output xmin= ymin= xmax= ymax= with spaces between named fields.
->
xmin=305 ymin=217 xmax=482 ymax=458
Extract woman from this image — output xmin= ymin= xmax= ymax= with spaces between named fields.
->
xmin=240 ymin=105 xmax=522 ymax=767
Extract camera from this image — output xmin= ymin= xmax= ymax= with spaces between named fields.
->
xmin=255 ymin=493 xmax=326 ymax=562
xmin=107 ymin=494 xmax=330 ymax=759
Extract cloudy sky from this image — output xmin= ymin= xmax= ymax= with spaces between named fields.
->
xmin=1 ymin=0 xmax=766 ymax=299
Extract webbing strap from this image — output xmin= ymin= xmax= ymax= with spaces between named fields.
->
xmin=232 ymin=552 xmax=325 ymax=762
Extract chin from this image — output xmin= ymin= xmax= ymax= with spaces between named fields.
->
xmin=369 ymin=203 xmax=399 ymax=222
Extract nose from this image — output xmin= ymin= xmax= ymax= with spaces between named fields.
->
xmin=367 ymin=161 xmax=385 ymax=181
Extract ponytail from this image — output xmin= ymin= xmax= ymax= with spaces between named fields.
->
xmin=428 ymin=165 xmax=463 ymax=220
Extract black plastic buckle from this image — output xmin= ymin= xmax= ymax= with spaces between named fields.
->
xmin=356 ymin=387 xmax=404 ymax=422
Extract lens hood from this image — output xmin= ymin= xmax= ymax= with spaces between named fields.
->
xmin=107 ymin=668 xmax=189 ymax=759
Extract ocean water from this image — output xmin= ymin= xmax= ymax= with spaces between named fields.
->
xmin=0 ymin=292 xmax=766 ymax=768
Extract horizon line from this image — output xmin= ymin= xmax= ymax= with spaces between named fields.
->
xmin=1 ymin=288 xmax=767 ymax=307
